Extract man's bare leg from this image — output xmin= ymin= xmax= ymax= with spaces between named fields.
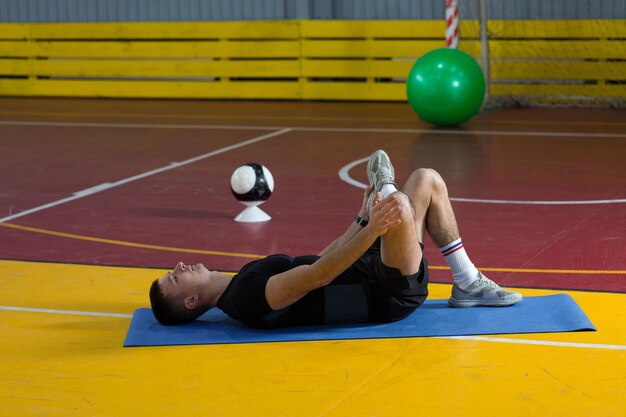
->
xmin=363 ymin=150 xmax=422 ymax=276
xmin=367 ymin=158 xmax=465 ymax=277
xmin=362 ymin=149 xmax=522 ymax=308
xmin=401 ymin=168 xmax=459 ymax=247
xmin=364 ymin=150 xmax=521 ymax=307
xmin=378 ymin=167 xmax=463 ymax=277
xmin=378 ymin=192 xmax=423 ymax=276
xmin=400 ymin=167 xmax=522 ymax=307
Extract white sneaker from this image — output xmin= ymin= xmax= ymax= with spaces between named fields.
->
xmin=365 ymin=150 xmax=396 ymax=213
xmin=448 ymin=272 xmax=523 ymax=307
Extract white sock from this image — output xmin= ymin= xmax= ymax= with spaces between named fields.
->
xmin=380 ymin=184 xmax=397 ymax=199
xmin=440 ymin=238 xmax=479 ymax=289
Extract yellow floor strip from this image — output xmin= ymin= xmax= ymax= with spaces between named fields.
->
xmin=2 ymin=221 xmax=625 ymax=275
xmin=430 ymin=265 xmax=626 ymax=275
xmin=0 ymin=260 xmax=624 ymax=417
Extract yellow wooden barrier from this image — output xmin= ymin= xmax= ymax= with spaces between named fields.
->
xmin=487 ymin=20 xmax=626 ymax=101
xmin=27 ymin=21 xmax=299 ymax=39
xmin=488 ymin=20 xmax=626 ymax=38
xmin=0 ymin=21 xmax=302 ymax=99
xmin=299 ymin=19 xmax=480 ymax=100
xmin=0 ymin=59 xmax=300 ymax=78
xmin=1 ymin=40 xmax=299 ymax=58
xmin=0 ymin=20 xmax=623 ymax=102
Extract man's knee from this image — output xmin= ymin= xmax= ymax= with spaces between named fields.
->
xmin=393 ymin=192 xmax=415 ymax=217
xmin=408 ymin=168 xmax=447 ymax=193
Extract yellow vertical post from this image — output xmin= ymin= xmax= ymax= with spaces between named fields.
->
xmin=27 ymin=25 xmax=36 ymax=89
xmin=366 ymin=36 xmax=374 ymax=86
xmin=297 ymin=20 xmax=304 ymax=99
xmin=598 ymin=32 xmax=607 ymax=94
xmin=221 ymin=35 xmax=230 ymax=85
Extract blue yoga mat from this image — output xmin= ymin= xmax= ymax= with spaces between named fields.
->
xmin=123 ymin=294 xmax=595 ymax=347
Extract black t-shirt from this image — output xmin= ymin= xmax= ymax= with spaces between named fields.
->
xmin=216 ymin=241 xmax=428 ymax=329
xmin=216 ymin=254 xmax=326 ymax=329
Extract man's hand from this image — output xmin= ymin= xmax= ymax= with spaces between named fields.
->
xmin=365 ymin=192 xmax=401 ymax=236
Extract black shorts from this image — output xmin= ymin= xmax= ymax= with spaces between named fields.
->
xmin=336 ymin=238 xmax=429 ymax=322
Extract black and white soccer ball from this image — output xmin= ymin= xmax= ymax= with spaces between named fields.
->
xmin=230 ymin=163 xmax=274 ymax=204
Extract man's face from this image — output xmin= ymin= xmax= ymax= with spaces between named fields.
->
xmin=158 ymin=262 xmax=210 ymax=299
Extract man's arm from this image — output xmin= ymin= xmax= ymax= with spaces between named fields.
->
xmin=318 ymin=185 xmax=372 ymax=257
xmin=317 ymin=220 xmax=363 ymax=258
xmin=265 ymin=193 xmax=400 ymax=310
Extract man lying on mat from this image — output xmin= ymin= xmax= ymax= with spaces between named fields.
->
xmin=149 ymin=150 xmax=522 ymax=328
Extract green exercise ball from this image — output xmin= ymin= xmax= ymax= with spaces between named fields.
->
xmin=406 ymin=48 xmax=486 ymax=126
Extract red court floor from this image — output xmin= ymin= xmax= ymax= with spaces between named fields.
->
xmin=0 ymin=97 xmax=624 ymax=292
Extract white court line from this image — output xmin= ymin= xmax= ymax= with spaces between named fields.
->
xmin=446 ymin=336 xmax=626 ymax=351
xmin=340 ymin=157 xmax=371 ymax=188
xmin=0 ymin=120 xmax=277 ymax=131
xmin=0 ymin=305 xmax=132 ymax=318
xmin=447 ymin=197 xmax=626 ymax=205
xmin=1 ymin=304 xmax=623 ymax=351
xmin=338 ymin=157 xmax=626 ymax=205
xmin=2 ymin=120 xmax=626 ymax=138
xmin=295 ymin=125 xmax=626 ymax=139
xmin=2 ymin=120 xmax=624 ymax=218
xmin=0 ymin=128 xmax=292 ymax=222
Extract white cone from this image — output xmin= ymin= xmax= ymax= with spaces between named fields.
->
xmin=234 ymin=205 xmax=271 ymax=222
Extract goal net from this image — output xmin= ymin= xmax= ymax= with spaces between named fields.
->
xmin=467 ymin=0 xmax=626 ymax=107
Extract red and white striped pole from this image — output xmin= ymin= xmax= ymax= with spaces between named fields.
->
xmin=445 ymin=0 xmax=460 ymax=49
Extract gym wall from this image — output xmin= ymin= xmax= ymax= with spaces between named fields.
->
xmin=0 ymin=0 xmax=624 ymax=105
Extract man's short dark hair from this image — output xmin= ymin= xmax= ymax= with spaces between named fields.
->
xmin=149 ymin=279 xmax=198 ymax=325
